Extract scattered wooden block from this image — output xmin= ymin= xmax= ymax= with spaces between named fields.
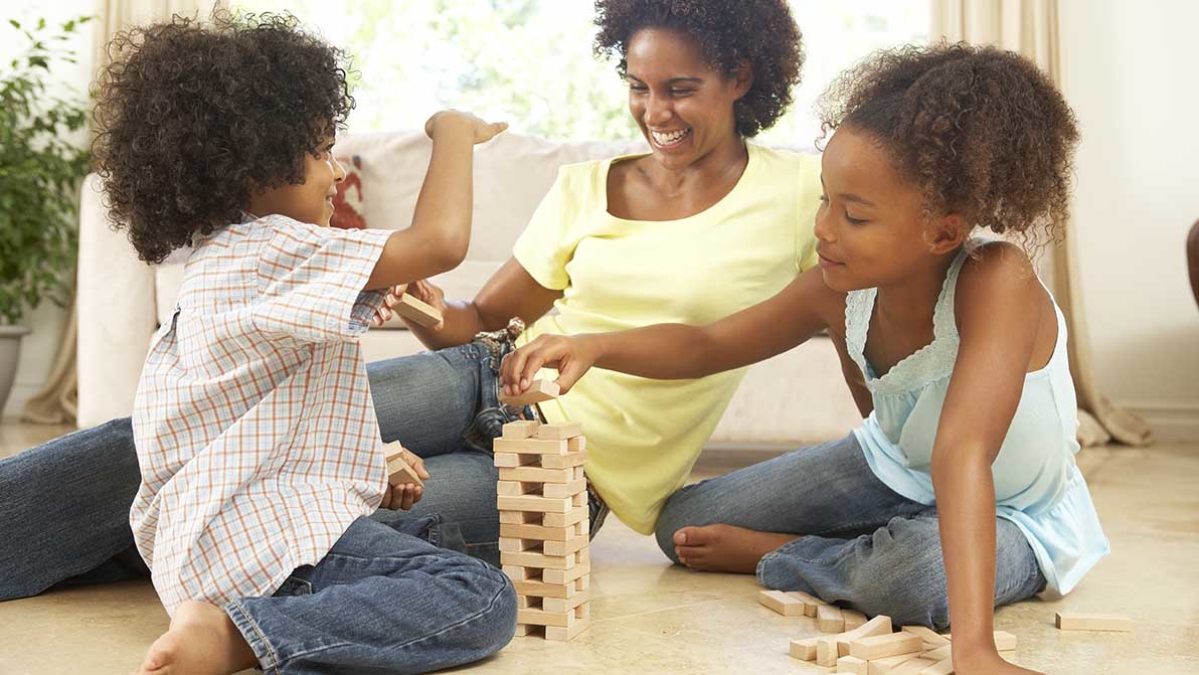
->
xmin=843 ymin=608 xmax=868 ymax=631
xmin=818 ymin=604 xmax=845 ymax=633
xmin=535 ymin=422 xmax=583 ymax=440
xmin=501 ymin=419 xmax=540 ymax=439
xmin=917 ymin=656 xmax=954 ymax=675
xmin=817 ymin=635 xmax=843 ymax=666
xmin=759 ymin=589 xmax=807 ymax=616
xmin=1054 ymin=612 xmax=1130 ymax=632
xmin=494 ymin=437 xmax=569 ymax=456
xmin=887 ymin=657 xmax=938 ymax=675
xmin=788 ymin=590 xmax=827 ymax=618
xmin=395 ymin=292 xmax=442 ymax=328
xmin=789 ymin=637 xmax=818 ymax=661
xmin=921 ymin=645 xmax=951 ymax=662
xmin=849 ymin=632 xmax=923 ymax=661
xmin=901 ymin=625 xmax=949 ymax=648
xmin=499 ymin=379 xmax=560 ymax=407
xmin=819 ymin=614 xmax=893 ymax=665
xmin=867 ymin=654 xmax=917 ymax=675
xmin=837 ymin=655 xmax=870 ymax=674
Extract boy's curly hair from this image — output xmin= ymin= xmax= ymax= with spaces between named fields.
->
xmin=92 ymin=12 xmax=355 ymax=263
xmin=594 ymin=0 xmax=803 ymax=138
xmin=818 ymin=43 xmax=1079 ymax=247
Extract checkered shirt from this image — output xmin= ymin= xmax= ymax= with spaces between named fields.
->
xmin=130 ymin=215 xmax=393 ymax=615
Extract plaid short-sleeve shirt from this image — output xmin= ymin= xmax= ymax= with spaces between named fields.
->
xmin=130 ymin=215 xmax=393 ymax=615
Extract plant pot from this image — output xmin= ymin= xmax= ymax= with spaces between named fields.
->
xmin=0 ymin=325 xmax=32 ymax=417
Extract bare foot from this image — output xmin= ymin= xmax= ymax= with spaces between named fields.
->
xmin=133 ymin=600 xmax=258 ymax=675
xmin=672 ymin=524 xmax=799 ymax=573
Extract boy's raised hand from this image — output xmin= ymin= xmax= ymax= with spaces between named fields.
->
xmin=424 ymin=109 xmax=508 ymax=145
xmin=500 ymin=334 xmax=598 ymax=397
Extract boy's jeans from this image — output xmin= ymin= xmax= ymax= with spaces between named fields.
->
xmin=228 ymin=513 xmax=515 ymax=674
xmin=653 ymin=433 xmax=1048 ymax=629
xmin=0 ymin=341 xmax=603 ymax=599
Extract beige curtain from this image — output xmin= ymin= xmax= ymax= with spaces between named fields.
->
xmin=21 ymin=0 xmax=224 ymax=425
xmin=931 ymin=0 xmax=1152 ymax=446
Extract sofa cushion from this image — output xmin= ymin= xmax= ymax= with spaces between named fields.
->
xmin=329 ymin=155 xmax=368 ymax=229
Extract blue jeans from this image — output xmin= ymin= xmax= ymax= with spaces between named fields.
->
xmin=653 ymin=433 xmax=1047 ymax=630
xmin=0 ymin=342 xmax=602 ymax=600
xmin=228 ymin=513 xmax=515 ymax=675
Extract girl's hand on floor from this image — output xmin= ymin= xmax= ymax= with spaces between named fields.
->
xmin=500 ymin=334 xmax=598 ymax=396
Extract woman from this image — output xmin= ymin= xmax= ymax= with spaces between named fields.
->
xmin=0 ymin=0 xmax=819 ymax=598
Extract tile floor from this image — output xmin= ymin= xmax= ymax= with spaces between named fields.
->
xmin=1 ymin=422 xmax=1197 ymax=674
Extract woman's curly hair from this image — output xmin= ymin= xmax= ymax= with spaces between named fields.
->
xmin=92 ymin=11 xmax=355 ymax=263
xmin=818 ymin=43 xmax=1078 ymax=248
xmin=594 ymin=0 xmax=803 ymax=138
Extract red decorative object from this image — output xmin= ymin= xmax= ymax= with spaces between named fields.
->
xmin=330 ymin=155 xmax=367 ymax=229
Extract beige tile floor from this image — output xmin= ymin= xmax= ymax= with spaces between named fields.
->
xmin=1 ymin=422 xmax=1197 ymax=674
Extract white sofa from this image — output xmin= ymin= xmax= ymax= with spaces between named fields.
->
xmin=76 ymin=130 xmax=862 ymax=446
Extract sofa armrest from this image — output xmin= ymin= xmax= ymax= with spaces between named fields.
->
xmin=76 ymin=174 xmax=157 ymax=427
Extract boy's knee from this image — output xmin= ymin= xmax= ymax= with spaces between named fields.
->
xmin=652 ymin=518 xmax=682 ymax=564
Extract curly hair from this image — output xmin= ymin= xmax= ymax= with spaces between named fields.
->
xmin=593 ymin=0 xmax=803 ymax=138
xmin=818 ymin=43 xmax=1078 ymax=247
xmin=92 ymin=12 xmax=355 ymax=264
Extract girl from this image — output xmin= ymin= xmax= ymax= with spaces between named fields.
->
xmin=93 ymin=12 xmax=513 ymax=675
xmin=502 ymin=43 xmax=1108 ymax=675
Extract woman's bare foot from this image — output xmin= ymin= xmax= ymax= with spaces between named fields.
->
xmin=672 ymin=524 xmax=799 ymax=573
xmin=133 ymin=600 xmax=258 ymax=675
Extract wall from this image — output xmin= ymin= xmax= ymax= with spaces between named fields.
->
xmin=1060 ymin=0 xmax=1199 ymax=440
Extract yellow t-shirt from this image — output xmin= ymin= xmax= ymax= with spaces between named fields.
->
xmin=513 ymin=143 xmax=822 ymax=534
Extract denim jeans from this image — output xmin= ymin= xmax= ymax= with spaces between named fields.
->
xmin=228 ymin=513 xmax=515 ymax=675
xmin=653 ymin=433 xmax=1047 ymax=630
xmin=0 ymin=342 xmax=604 ymax=600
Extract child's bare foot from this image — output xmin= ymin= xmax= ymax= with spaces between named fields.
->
xmin=672 ymin=524 xmax=799 ymax=573
xmin=134 ymin=600 xmax=258 ymax=675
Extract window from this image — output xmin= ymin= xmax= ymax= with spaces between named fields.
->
xmin=232 ymin=0 xmax=928 ymax=146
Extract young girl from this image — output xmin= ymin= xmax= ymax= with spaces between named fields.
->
xmin=502 ymin=43 xmax=1108 ymax=675
xmin=93 ymin=13 xmax=514 ymax=675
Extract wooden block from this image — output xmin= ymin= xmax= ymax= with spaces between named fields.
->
xmin=545 ymin=615 xmax=590 ymax=642
xmin=497 ymin=481 xmax=539 ymax=496
xmin=518 ymin=608 xmax=575 ymax=628
xmin=543 ymin=533 xmax=589 ymax=557
xmin=1054 ymin=611 xmax=1130 ymax=632
xmin=917 ymin=656 xmax=954 ymax=675
xmin=493 ymin=453 xmax=540 ymax=468
xmin=843 ymin=609 xmax=868 ymax=631
xmin=502 ymin=565 xmax=537 ymax=581
xmin=789 ymin=637 xmax=818 ymax=661
xmin=541 ymin=448 xmax=586 ymax=469
xmin=818 ymin=604 xmax=845 ymax=633
xmin=395 ymin=292 xmax=442 ymax=328
xmin=513 ymin=623 xmax=538 ymax=637
xmin=885 ymin=657 xmax=937 ymax=675
xmin=499 ymin=379 xmax=560 ymax=407
xmin=820 ymin=615 xmax=893 ymax=665
xmin=849 ymin=632 xmax=923 ymax=660
xmin=921 ymin=645 xmax=951 ymax=662
xmin=576 ymin=575 xmax=589 ymax=591
xmin=499 ymin=465 xmax=575 ymax=484
xmin=542 ymin=477 xmax=588 ymax=499
xmin=837 ymin=655 xmax=870 ymax=674
xmin=759 ymin=589 xmax=807 ymax=616
xmin=868 ymin=654 xmax=917 ymax=675
xmin=542 ymin=559 xmax=590 ymax=584
xmin=494 ymin=437 xmax=569 ymax=456
xmin=572 ymin=491 xmax=587 ymax=507
xmin=501 ymin=549 xmax=577 ymax=570
xmin=501 ymin=419 xmax=540 ymax=439
xmin=511 ymin=577 xmax=582 ymax=599
xmin=543 ymin=587 xmax=591 ymax=613
xmin=383 ymin=444 xmax=424 ymax=487
xmin=499 ymin=510 xmax=541 ymax=525
xmin=500 ymin=521 xmax=582 ymax=542
xmin=535 ymin=422 xmax=583 ymax=440
xmin=902 ymin=626 xmax=950 ymax=647
xmin=817 ymin=635 xmax=842 ymax=666
xmin=497 ymin=494 xmax=572 ymax=513
xmin=992 ymin=630 xmax=1017 ymax=651
xmin=498 ymin=537 xmax=539 ymax=553
xmin=788 ymin=590 xmax=827 ymax=617
xmin=542 ymin=505 xmax=589 ymax=527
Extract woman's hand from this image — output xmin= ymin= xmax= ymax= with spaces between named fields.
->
xmin=371 ymin=286 xmax=403 ymax=327
xmin=424 ymin=109 xmax=508 ymax=145
xmin=500 ymin=334 xmax=598 ymax=396
xmin=402 ymin=279 xmax=448 ymax=331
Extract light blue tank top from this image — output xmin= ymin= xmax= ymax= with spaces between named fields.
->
xmin=847 ymin=246 xmax=1109 ymax=594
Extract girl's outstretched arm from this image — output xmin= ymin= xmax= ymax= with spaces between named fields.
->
xmin=501 ymin=266 xmax=841 ymax=394
xmin=933 ymin=243 xmax=1051 ymax=675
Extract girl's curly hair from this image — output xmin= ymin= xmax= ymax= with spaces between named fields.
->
xmin=594 ymin=0 xmax=803 ymax=138
xmin=92 ymin=11 xmax=355 ymax=263
xmin=818 ymin=43 xmax=1079 ymax=248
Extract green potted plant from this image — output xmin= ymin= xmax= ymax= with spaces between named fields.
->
xmin=0 ymin=16 xmax=91 ymax=415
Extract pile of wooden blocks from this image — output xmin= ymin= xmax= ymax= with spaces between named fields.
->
xmin=495 ymin=412 xmax=591 ymax=641
xmin=761 ymin=590 xmax=1017 ymax=674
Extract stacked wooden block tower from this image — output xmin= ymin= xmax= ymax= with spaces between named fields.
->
xmin=494 ymin=382 xmax=591 ymax=641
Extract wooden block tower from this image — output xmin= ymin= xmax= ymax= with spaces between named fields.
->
xmin=494 ymin=386 xmax=591 ymax=641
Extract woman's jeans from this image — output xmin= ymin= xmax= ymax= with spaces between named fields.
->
xmin=653 ymin=433 xmax=1048 ymax=629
